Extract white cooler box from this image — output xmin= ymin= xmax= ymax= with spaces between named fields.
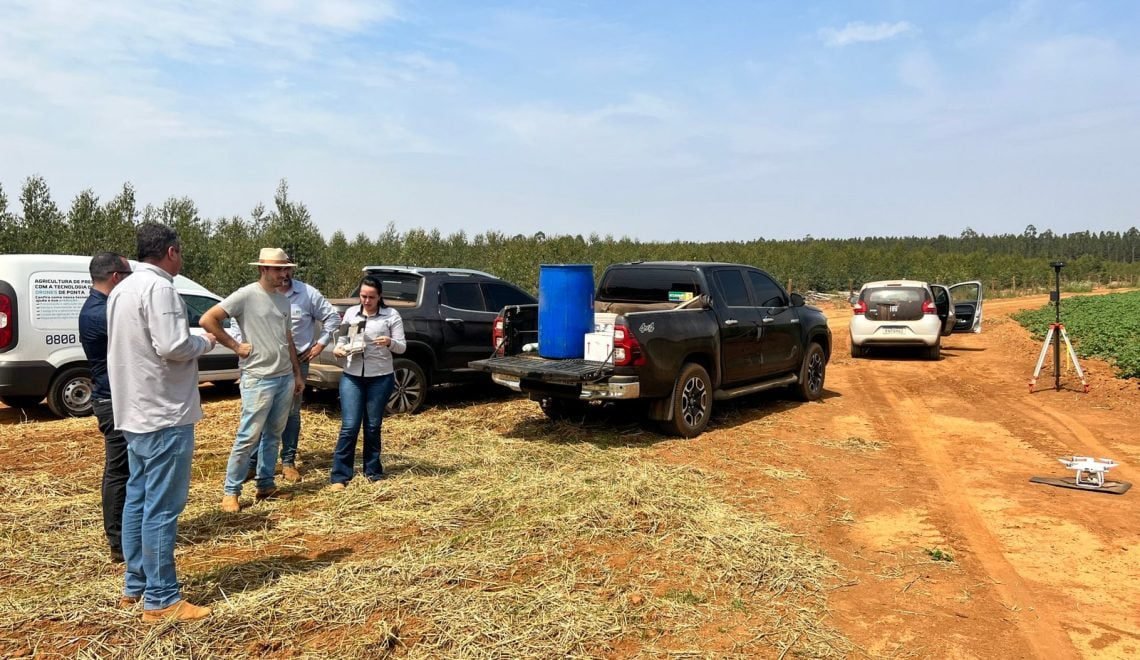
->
xmin=584 ymin=331 xmax=614 ymax=363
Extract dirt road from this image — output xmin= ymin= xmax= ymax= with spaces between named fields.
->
xmin=653 ymin=293 xmax=1140 ymax=658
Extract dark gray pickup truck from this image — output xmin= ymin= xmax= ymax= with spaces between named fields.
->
xmin=470 ymin=261 xmax=832 ymax=437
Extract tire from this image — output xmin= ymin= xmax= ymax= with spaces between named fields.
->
xmin=850 ymin=339 xmax=864 ymax=358
xmin=927 ymin=341 xmax=941 ymax=361
xmin=386 ymin=358 xmax=427 ymax=415
xmin=538 ymin=396 xmax=587 ymax=420
xmin=794 ymin=343 xmax=826 ymax=402
xmin=47 ymin=366 xmax=94 ymax=418
xmin=210 ymin=379 xmax=240 ymax=393
xmin=0 ymin=395 xmax=44 ymax=409
xmin=660 ymin=362 xmax=712 ymax=438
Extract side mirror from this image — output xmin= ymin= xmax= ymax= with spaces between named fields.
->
xmin=790 ymin=293 xmax=805 ymax=307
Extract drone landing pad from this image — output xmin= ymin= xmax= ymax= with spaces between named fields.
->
xmin=1030 ymin=476 xmax=1131 ymax=495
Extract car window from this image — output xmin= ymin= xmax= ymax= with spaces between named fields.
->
xmin=713 ymin=270 xmax=751 ymax=307
xmin=181 ymin=294 xmax=218 ymax=328
xmin=747 ymin=271 xmax=786 ymax=307
xmin=951 ymin=282 xmax=981 ymax=304
xmin=597 ymin=268 xmax=701 ymax=303
xmin=483 ymin=282 xmax=534 ymax=312
xmin=863 ymin=287 xmax=926 ymax=305
xmin=441 ymin=282 xmax=485 ymax=311
xmin=353 ymin=271 xmax=422 ymax=303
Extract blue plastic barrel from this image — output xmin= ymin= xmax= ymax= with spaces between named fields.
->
xmin=538 ymin=264 xmax=594 ymax=359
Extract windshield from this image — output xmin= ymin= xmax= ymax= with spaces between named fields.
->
xmin=597 ymin=268 xmax=702 ymax=303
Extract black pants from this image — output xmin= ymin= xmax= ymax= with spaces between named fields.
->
xmin=93 ymin=398 xmax=128 ymax=555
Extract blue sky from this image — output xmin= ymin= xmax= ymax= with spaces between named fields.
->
xmin=1 ymin=0 xmax=1138 ymax=241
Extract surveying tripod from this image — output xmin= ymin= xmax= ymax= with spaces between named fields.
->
xmin=1028 ymin=261 xmax=1088 ymax=393
xmin=1028 ymin=322 xmax=1087 ymax=392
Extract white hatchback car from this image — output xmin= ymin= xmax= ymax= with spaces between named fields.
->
xmin=849 ymin=279 xmax=983 ymax=360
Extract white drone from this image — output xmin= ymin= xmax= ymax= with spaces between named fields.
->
xmin=1058 ymin=456 xmax=1119 ymax=488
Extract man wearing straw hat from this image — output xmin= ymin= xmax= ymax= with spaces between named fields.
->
xmin=246 ymin=262 xmax=339 ymax=483
xmin=201 ymin=248 xmax=305 ymax=513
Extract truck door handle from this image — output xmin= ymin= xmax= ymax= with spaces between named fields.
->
xmin=761 ymin=316 xmax=775 ymax=323
xmin=724 ymin=319 xmax=738 ymax=326
xmin=445 ymin=318 xmax=464 ymax=325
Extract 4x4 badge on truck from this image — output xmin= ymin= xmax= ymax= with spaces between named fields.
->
xmin=639 ymin=322 xmax=655 ymax=333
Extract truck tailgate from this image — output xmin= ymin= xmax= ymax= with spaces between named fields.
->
xmin=469 ymin=355 xmax=613 ymax=383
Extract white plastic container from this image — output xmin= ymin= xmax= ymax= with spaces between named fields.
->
xmin=583 ymin=331 xmax=614 ymax=363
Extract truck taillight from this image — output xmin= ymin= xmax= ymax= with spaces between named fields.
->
xmin=612 ymin=323 xmax=645 ymax=367
xmin=0 ymin=295 xmax=11 ymax=349
xmin=922 ymin=300 xmax=937 ymax=315
xmin=852 ymin=300 xmax=867 ymax=315
xmin=492 ymin=314 xmax=505 ymax=356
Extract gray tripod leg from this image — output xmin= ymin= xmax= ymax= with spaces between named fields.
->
xmin=1028 ymin=326 xmax=1056 ymax=392
xmin=1058 ymin=326 xmax=1089 ymax=392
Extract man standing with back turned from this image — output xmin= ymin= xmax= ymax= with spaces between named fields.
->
xmin=247 ymin=262 xmax=339 ymax=482
xmin=107 ymin=223 xmax=216 ymax=622
xmin=79 ymin=251 xmax=134 ymax=564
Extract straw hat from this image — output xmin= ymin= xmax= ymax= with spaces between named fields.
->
xmin=249 ymin=248 xmax=297 ymax=267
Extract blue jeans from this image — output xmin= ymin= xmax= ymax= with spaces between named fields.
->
xmin=121 ymin=424 xmax=195 ymax=609
xmin=224 ymin=372 xmax=294 ymax=495
xmin=254 ymin=362 xmax=309 ymax=468
xmin=331 ymin=372 xmax=394 ymax=484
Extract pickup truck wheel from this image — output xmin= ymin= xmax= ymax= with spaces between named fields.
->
xmin=539 ymin=397 xmax=587 ymax=420
xmin=794 ymin=343 xmax=826 ymax=402
xmin=661 ymin=363 xmax=711 ymax=438
xmin=47 ymin=366 xmax=94 ymax=418
xmin=386 ymin=358 xmax=427 ymax=415
xmin=0 ymin=395 xmax=43 ymax=408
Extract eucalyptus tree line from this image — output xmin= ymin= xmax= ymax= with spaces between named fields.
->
xmin=1 ymin=175 xmax=1137 ymax=298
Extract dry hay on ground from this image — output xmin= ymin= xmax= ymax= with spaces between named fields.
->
xmin=0 ymin=395 xmax=848 ymax=658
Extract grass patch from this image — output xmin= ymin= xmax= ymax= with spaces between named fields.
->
xmin=1012 ymin=290 xmax=1140 ymax=378
xmin=0 ymin=395 xmax=849 ymax=657
xmin=818 ymin=436 xmax=884 ymax=452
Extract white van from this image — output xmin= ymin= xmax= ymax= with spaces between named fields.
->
xmin=0 ymin=254 xmax=239 ymax=417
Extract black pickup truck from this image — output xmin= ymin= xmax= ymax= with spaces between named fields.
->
xmin=307 ymin=266 xmax=536 ymax=414
xmin=470 ymin=261 xmax=832 ymax=437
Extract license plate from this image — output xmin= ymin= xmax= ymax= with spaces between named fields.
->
xmin=880 ymin=327 xmax=906 ymax=335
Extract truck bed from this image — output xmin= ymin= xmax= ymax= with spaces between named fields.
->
xmin=469 ymin=355 xmax=614 ymax=383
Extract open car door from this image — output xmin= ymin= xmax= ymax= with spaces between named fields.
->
xmin=930 ymin=284 xmax=957 ymax=336
xmin=948 ymin=281 xmax=983 ymax=333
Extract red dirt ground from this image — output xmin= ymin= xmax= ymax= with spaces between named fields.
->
xmin=651 ymin=292 xmax=1140 ymax=658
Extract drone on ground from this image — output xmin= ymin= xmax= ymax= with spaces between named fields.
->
xmin=1057 ymin=456 xmax=1119 ymax=488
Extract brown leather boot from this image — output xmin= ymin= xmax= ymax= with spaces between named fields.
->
xmin=141 ymin=600 xmax=211 ymax=623
xmin=281 ymin=465 xmax=302 ymax=483
xmin=118 ymin=595 xmax=140 ymax=609
xmin=255 ymin=488 xmax=292 ymax=501
xmin=220 ymin=495 xmax=241 ymax=513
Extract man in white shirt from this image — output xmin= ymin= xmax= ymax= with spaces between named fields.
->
xmin=107 ymin=222 xmax=216 ymax=623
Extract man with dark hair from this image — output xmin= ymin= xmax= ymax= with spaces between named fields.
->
xmin=78 ymin=251 xmax=133 ymax=563
xmin=201 ymin=248 xmax=304 ymax=513
xmin=248 ymin=263 xmax=339 ymax=482
xmin=107 ymin=222 xmax=216 ymax=622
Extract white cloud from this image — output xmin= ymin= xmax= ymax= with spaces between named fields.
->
xmin=820 ymin=21 xmax=916 ymax=47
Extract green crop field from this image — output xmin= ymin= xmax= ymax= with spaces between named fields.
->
xmin=1013 ymin=291 xmax=1140 ymax=379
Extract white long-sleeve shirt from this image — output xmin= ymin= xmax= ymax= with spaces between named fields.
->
xmin=336 ymin=305 xmax=406 ymax=377
xmin=107 ymin=262 xmax=212 ymax=433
